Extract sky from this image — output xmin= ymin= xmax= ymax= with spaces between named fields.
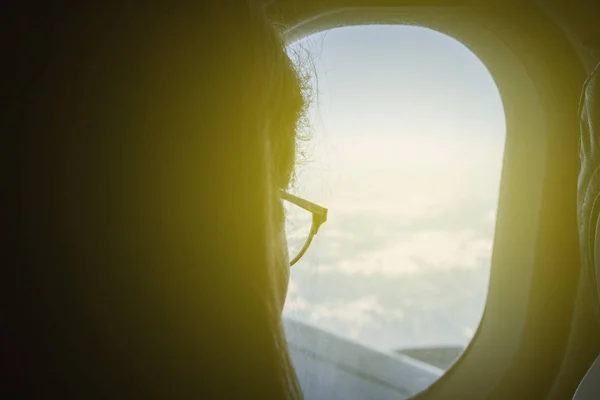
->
xmin=282 ymin=25 xmax=506 ymax=356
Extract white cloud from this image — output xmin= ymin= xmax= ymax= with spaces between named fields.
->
xmin=487 ymin=209 xmax=497 ymax=224
xmin=312 ymin=229 xmax=492 ymax=277
xmin=307 ymin=296 xmax=384 ymax=328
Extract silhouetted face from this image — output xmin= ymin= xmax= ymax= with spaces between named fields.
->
xmin=274 ymin=196 xmax=291 ymax=311
xmin=268 ymin=64 xmax=305 ymax=312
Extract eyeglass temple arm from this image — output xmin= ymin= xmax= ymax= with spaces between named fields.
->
xmin=279 ymin=190 xmax=328 ymax=219
xmin=279 ymin=190 xmax=328 ymax=267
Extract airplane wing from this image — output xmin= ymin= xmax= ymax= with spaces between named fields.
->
xmin=284 ymin=317 xmax=445 ymax=400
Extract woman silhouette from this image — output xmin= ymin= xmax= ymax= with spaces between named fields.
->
xmin=9 ymin=1 xmax=306 ymax=398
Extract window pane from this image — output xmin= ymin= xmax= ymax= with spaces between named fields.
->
xmin=283 ymin=25 xmax=505 ymax=399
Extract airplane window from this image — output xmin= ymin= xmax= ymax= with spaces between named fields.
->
xmin=283 ymin=25 xmax=506 ymax=399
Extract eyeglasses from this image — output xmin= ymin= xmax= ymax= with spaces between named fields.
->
xmin=279 ymin=189 xmax=328 ymax=266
